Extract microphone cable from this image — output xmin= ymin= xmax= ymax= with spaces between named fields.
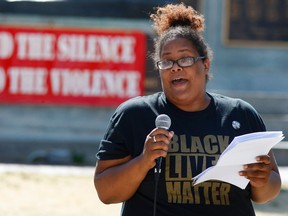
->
xmin=153 ymin=168 xmax=160 ymax=216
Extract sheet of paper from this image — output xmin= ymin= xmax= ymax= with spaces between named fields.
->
xmin=192 ymin=131 xmax=284 ymax=189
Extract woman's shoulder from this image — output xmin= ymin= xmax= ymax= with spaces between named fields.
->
xmin=209 ymin=92 xmax=257 ymax=112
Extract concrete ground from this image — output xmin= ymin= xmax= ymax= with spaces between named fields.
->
xmin=0 ymin=164 xmax=288 ymax=216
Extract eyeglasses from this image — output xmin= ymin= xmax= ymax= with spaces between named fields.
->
xmin=156 ymin=56 xmax=206 ymax=70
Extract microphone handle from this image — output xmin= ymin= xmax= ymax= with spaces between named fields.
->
xmin=155 ymin=157 xmax=162 ymax=174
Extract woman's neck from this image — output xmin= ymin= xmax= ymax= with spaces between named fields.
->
xmin=169 ymin=92 xmax=211 ymax=112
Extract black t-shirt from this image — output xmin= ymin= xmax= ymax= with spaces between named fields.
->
xmin=97 ymin=92 xmax=266 ymax=216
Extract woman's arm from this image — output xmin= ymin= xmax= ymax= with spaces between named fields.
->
xmin=94 ymin=155 xmax=150 ymax=204
xmin=94 ymin=128 xmax=174 ymax=204
xmin=240 ymin=151 xmax=281 ymax=203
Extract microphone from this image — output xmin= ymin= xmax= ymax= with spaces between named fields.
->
xmin=154 ymin=114 xmax=171 ymax=173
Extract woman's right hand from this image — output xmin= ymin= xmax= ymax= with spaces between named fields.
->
xmin=141 ymin=128 xmax=174 ymax=170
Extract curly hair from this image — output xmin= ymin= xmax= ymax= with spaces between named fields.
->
xmin=150 ymin=3 xmax=205 ymax=36
xmin=150 ymin=3 xmax=213 ymax=80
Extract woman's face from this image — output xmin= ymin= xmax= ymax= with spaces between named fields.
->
xmin=159 ymin=38 xmax=210 ymax=110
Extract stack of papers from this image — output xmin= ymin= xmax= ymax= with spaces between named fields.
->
xmin=192 ymin=131 xmax=284 ymax=189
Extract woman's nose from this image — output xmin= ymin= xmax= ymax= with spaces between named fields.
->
xmin=170 ymin=62 xmax=183 ymax=72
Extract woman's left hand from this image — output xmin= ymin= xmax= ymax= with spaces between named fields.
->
xmin=239 ymin=155 xmax=271 ymax=188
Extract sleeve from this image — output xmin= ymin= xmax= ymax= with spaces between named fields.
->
xmin=96 ymin=109 xmax=130 ymax=160
xmin=238 ymin=99 xmax=266 ymax=132
xmin=96 ymin=96 xmax=155 ymax=160
xmin=96 ymin=94 xmax=164 ymax=160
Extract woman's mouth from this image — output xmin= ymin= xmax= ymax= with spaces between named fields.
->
xmin=171 ymin=78 xmax=187 ymax=85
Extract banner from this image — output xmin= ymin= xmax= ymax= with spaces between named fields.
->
xmin=0 ymin=25 xmax=146 ymax=106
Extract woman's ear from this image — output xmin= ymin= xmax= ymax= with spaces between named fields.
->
xmin=204 ymin=58 xmax=210 ymax=70
xmin=203 ymin=58 xmax=210 ymax=72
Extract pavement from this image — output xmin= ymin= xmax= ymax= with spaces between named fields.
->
xmin=279 ymin=166 xmax=288 ymax=184
xmin=0 ymin=163 xmax=288 ymax=185
xmin=0 ymin=163 xmax=122 ymax=216
xmin=1 ymin=163 xmax=287 ymax=216
xmin=0 ymin=163 xmax=287 ymax=184
xmin=0 ymin=163 xmax=95 ymax=176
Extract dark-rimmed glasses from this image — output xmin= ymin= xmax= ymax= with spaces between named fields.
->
xmin=157 ymin=56 xmax=206 ymax=70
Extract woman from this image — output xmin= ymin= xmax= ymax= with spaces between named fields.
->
xmin=94 ymin=3 xmax=281 ymax=216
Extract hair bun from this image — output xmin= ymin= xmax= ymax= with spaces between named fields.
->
xmin=150 ymin=3 xmax=205 ymax=35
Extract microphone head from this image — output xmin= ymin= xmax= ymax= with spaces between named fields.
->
xmin=155 ymin=114 xmax=171 ymax=130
